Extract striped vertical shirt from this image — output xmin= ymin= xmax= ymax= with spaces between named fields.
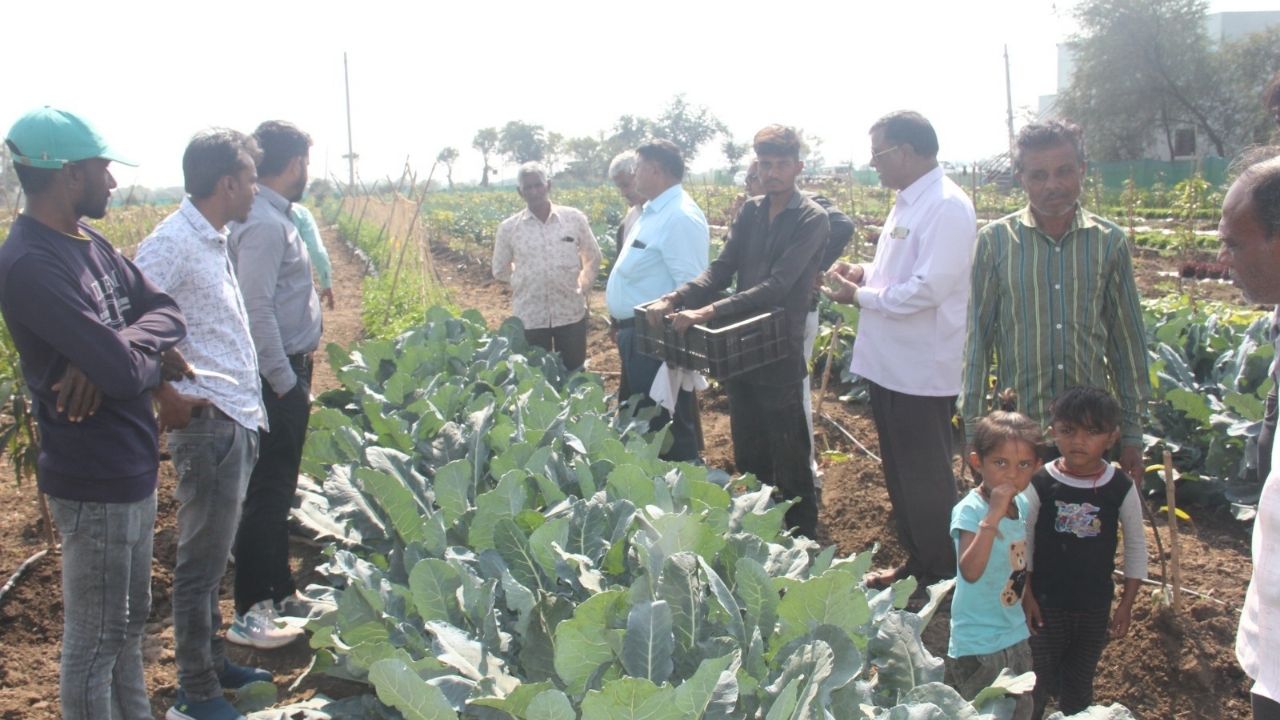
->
xmin=960 ymin=206 xmax=1151 ymax=446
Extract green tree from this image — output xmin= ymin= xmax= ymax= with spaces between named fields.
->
xmin=498 ymin=121 xmax=547 ymax=166
xmin=472 ymin=128 xmax=499 ymax=188
xmin=721 ymin=137 xmax=749 ymax=174
xmin=1215 ymin=27 xmax=1280 ymax=149
xmin=436 ymin=147 xmax=460 ymax=190
xmin=1059 ymin=0 xmax=1227 ymax=159
xmin=652 ymin=95 xmax=725 ymax=161
xmin=562 ymin=135 xmax=606 ymax=181
xmin=544 ymin=132 xmax=564 ymax=176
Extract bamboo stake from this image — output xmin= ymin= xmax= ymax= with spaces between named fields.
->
xmin=812 ymin=318 xmax=843 ymax=420
xmin=1163 ymin=449 xmax=1183 ymax=614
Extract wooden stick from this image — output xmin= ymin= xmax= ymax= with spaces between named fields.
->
xmin=812 ymin=318 xmax=843 ymax=420
xmin=1164 ymin=449 xmax=1183 ymax=614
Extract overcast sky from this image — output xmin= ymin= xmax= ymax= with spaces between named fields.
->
xmin=2 ymin=0 xmax=1275 ymax=189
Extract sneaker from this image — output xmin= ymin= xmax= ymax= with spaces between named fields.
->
xmin=226 ymin=600 xmax=303 ymax=649
xmin=218 ymin=660 xmax=271 ymax=689
xmin=275 ymin=589 xmax=338 ymax=620
xmin=166 ymin=689 xmax=245 ymax=720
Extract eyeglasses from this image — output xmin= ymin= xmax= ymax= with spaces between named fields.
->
xmin=870 ymin=145 xmax=900 ymax=162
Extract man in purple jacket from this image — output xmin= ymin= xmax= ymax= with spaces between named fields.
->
xmin=0 ymin=107 xmax=187 ymax=720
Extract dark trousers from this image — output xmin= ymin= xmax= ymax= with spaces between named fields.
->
xmin=1256 ymin=692 xmax=1280 ymax=720
xmin=525 ymin=315 xmax=587 ymax=371
xmin=1259 ymin=387 xmax=1277 ymax=481
xmin=615 ymin=326 xmax=700 ymax=462
xmin=726 ymin=380 xmax=817 ymax=538
xmin=1029 ymin=605 xmax=1111 ymax=718
xmin=234 ymin=355 xmax=312 ymax=615
xmin=868 ymin=382 xmax=958 ymax=581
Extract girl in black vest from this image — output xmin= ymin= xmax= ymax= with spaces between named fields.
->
xmin=1022 ymin=387 xmax=1148 ymax=719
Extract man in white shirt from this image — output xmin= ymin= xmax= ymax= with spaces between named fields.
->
xmin=1220 ymin=150 xmax=1280 ymax=720
xmin=825 ymin=111 xmax=977 ymax=590
xmin=135 ymin=129 xmax=277 ymax=719
xmin=492 ymin=162 xmax=602 ymax=371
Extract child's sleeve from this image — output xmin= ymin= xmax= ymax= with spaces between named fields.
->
xmin=1118 ymin=485 xmax=1149 ymax=579
xmin=951 ymin=494 xmax=981 ymax=538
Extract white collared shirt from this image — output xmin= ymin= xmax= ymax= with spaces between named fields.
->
xmin=849 ymin=166 xmax=977 ymax=396
xmin=1239 ymin=328 xmax=1280 ymax=701
xmin=134 ymin=198 xmax=266 ymax=430
xmin=492 ymin=203 xmax=602 ymax=330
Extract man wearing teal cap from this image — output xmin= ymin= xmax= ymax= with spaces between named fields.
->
xmin=0 ymin=106 xmax=188 ymax=719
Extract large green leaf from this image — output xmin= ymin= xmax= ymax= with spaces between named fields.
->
xmin=408 ymin=559 xmax=461 ymax=625
xmin=775 ymin=569 xmax=870 ymax=647
xmin=733 ymin=558 xmax=778 ymax=646
xmin=356 ymin=467 xmax=429 ymax=546
xmin=433 ymin=459 xmax=473 ymax=527
xmin=621 ymin=600 xmax=674 ymax=683
xmin=526 ymin=689 xmax=577 ymax=720
xmin=368 ymin=658 xmax=459 ymax=720
xmin=657 ymin=553 xmax=705 ymax=670
xmin=671 ymin=653 xmax=738 ymax=718
xmin=580 ymin=678 xmax=681 ymax=720
xmin=496 ymin=518 xmax=547 ymax=593
xmin=553 ymin=591 xmax=627 ymax=695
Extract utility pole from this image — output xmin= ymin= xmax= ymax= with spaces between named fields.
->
xmin=1004 ymin=44 xmax=1016 ymax=160
xmin=343 ymin=52 xmax=358 ymax=193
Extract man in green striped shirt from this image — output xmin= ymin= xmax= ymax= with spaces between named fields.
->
xmin=960 ymin=120 xmax=1151 ymax=481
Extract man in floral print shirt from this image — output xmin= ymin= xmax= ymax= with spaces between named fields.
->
xmin=492 ymin=162 xmax=602 ymax=371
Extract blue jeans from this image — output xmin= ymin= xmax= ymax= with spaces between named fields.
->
xmin=169 ymin=414 xmax=259 ymax=701
xmin=48 ymin=492 xmax=157 ymax=720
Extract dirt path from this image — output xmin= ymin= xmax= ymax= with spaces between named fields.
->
xmin=430 ymin=241 xmax=1258 ymax=719
xmin=0 ymin=224 xmax=365 ymax=719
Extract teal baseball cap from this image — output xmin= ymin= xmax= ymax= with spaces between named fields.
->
xmin=5 ymin=106 xmax=136 ymax=169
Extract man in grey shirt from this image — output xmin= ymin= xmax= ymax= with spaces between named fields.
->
xmin=227 ymin=120 xmax=324 ymax=646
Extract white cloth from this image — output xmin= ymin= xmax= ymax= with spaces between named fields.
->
xmin=649 ymin=362 xmax=707 ymax=414
xmin=848 ymin=166 xmax=977 ymax=396
xmin=1239 ymin=401 xmax=1280 ymax=702
xmin=134 ymin=199 xmax=267 ymax=431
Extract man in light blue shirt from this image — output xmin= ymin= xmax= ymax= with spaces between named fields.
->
xmin=290 ymin=204 xmax=334 ymax=309
xmin=604 ymin=139 xmax=708 ymax=461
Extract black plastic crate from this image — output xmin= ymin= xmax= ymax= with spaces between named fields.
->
xmin=633 ymin=301 xmax=789 ymax=380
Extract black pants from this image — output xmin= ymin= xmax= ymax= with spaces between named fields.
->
xmin=525 ymin=315 xmax=587 ymax=371
xmin=234 ymin=355 xmax=312 ymax=615
xmin=1256 ymin=692 xmax=1280 ymax=720
xmin=868 ymin=382 xmax=958 ymax=581
xmin=1030 ymin=605 xmax=1111 ymax=718
xmin=615 ymin=325 xmax=700 ymax=462
xmin=726 ymin=380 xmax=816 ymax=538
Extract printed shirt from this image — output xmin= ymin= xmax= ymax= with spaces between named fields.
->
xmin=1024 ymin=462 xmax=1147 ymax=610
xmin=1239 ymin=324 xmax=1280 ymax=702
xmin=960 ymin=206 xmax=1151 ymax=446
xmin=949 ymin=489 xmax=1031 ymax=658
xmin=291 ymin=204 xmax=331 ymax=289
xmin=228 ymin=186 xmax=323 ymax=396
xmin=848 ymin=166 xmax=977 ymax=397
xmin=492 ymin=203 xmax=602 ymax=330
xmin=135 ymin=198 xmax=267 ymax=431
xmin=605 ymin=185 xmax=709 ymax=320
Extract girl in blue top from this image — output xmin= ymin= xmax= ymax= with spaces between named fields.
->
xmin=947 ymin=390 xmax=1042 ymax=719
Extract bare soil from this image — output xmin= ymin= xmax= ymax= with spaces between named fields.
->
xmin=0 ymin=232 xmax=1257 ymax=719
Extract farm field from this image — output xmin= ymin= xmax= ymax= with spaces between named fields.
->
xmin=0 ymin=177 xmax=1269 ymax=719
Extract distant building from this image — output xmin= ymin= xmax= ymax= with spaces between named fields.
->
xmin=1038 ymin=10 xmax=1280 ymax=160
